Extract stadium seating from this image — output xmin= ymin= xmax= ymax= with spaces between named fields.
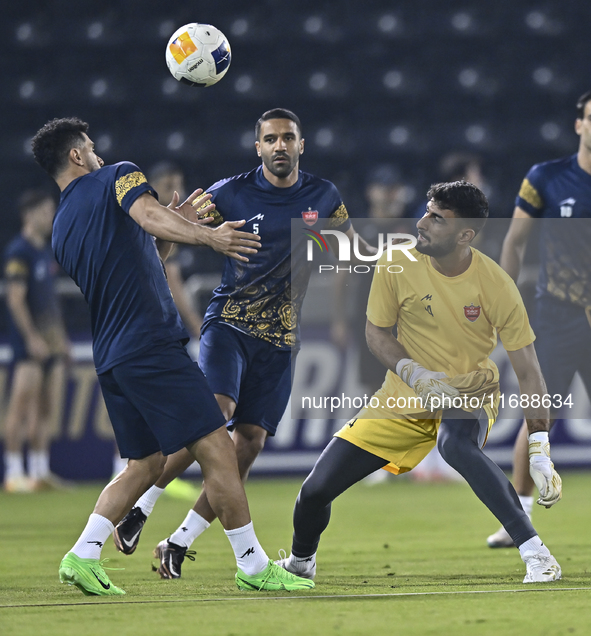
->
xmin=1 ymin=0 xmax=590 ymax=256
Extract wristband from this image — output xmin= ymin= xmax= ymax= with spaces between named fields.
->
xmin=528 ymin=431 xmax=549 ymax=444
xmin=395 ymin=358 xmax=413 ymax=377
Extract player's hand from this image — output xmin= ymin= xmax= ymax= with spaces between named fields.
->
xmin=396 ymin=358 xmax=459 ymax=409
xmin=26 ymin=332 xmax=50 ymax=362
xmin=528 ymin=432 xmax=562 ymax=508
xmin=169 ymin=189 xmax=215 ymax=224
xmin=207 ymin=220 xmax=261 ymax=262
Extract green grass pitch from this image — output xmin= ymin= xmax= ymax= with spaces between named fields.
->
xmin=1 ymin=472 xmax=590 ymax=635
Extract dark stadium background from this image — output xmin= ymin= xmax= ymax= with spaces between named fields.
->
xmin=1 ymin=0 xmax=590 ymax=479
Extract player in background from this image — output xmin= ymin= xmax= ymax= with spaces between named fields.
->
xmin=32 ymin=117 xmax=313 ymax=595
xmin=114 ymin=108 xmax=376 ymax=579
xmin=3 ymin=190 xmax=69 ymax=493
xmin=486 ymin=90 xmax=591 ymax=547
xmin=277 ymin=181 xmax=562 ymax=584
xmin=110 ymin=162 xmax=210 ymax=502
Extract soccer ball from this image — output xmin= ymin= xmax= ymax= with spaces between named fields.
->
xmin=165 ymin=23 xmax=231 ymax=87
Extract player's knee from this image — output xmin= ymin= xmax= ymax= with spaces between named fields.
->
xmin=436 ymin=427 xmax=462 ymax=466
xmin=298 ymin=474 xmax=334 ymax=509
xmin=236 ymin=424 xmax=267 ymax=453
xmin=143 ymin=453 xmax=167 ymax=483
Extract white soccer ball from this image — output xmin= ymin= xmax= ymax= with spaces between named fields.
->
xmin=165 ymin=23 xmax=231 ymax=87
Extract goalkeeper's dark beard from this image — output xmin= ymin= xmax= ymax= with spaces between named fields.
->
xmin=415 ymin=235 xmax=457 ymax=258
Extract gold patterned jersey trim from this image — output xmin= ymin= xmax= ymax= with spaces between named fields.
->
xmin=328 ymin=203 xmax=349 ymax=227
xmin=115 ymin=171 xmax=148 ymax=206
xmin=5 ymin=258 xmax=29 ymax=278
xmin=196 ymin=193 xmax=225 ymax=227
xmin=219 ymin=286 xmax=298 ymax=349
xmin=517 ymin=178 xmax=543 ymax=210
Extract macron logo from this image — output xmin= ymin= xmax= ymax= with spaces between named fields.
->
xmin=247 ymin=213 xmax=265 ymax=223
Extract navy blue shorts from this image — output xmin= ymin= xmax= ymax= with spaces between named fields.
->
xmin=98 ymin=340 xmax=225 ymax=459
xmin=9 ymin=331 xmax=29 ymax=364
xmin=199 ymin=322 xmax=293 ymax=435
xmin=533 ymin=295 xmax=591 ymax=414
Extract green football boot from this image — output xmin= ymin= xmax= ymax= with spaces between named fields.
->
xmin=59 ymin=552 xmax=126 ymax=596
xmin=236 ymin=560 xmax=315 ymax=591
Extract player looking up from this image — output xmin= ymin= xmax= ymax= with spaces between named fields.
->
xmin=3 ymin=190 xmax=69 ymax=493
xmin=31 ymin=117 xmax=313 ymax=595
xmin=277 ymin=181 xmax=562 ymax=584
xmin=114 ymin=108 xmax=376 ymax=579
xmin=487 ymin=89 xmax=591 ymax=548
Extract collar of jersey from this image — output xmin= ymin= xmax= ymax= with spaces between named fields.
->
xmin=424 ymin=247 xmax=477 ymax=281
xmin=255 ymin=165 xmax=303 ymax=192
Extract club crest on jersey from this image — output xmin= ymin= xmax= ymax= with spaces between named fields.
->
xmin=302 ymin=209 xmax=319 ymax=226
xmin=464 ymin=303 xmax=481 ymax=322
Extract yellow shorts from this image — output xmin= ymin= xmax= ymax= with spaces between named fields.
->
xmin=335 ymin=407 xmax=495 ymax=475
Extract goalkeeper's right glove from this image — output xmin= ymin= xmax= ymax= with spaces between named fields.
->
xmin=528 ymin=431 xmax=562 ymax=508
xmin=395 ymin=358 xmax=460 ymax=409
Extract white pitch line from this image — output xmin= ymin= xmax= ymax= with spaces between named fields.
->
xmin=1 ymin=587 xmax=590 ymax=609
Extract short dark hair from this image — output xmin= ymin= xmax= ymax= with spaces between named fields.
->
xmin=255 ymin=108 xmax=302 ymax=140
xmin=17 ymin=189 xmax=55 ymax=221
xmin=427 ymin=180 xmax=489 ymax=235
xmin=31 ymin=117 xmax=89 ymax=178
xmin=576 ymin=90 xmax=591 ymax=119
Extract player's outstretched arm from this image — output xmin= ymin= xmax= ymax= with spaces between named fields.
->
xmin=507 ymin=344 xmax=562 ymax=508
xmin=130 ymin=190 xmax=214 ymax=247
xmin=365 ymin=320 xmax=459 ymax=409
xmin=129 ymin=191 xmax=260 ymax=262
xmin=499 ymin=207 xmax=534 ymax=281
xmin=204 ymin=220 xmax=261 ymax=262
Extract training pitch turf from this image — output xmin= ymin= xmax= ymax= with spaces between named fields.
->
xmin=1 ymin=472 xmax=590 ymax=635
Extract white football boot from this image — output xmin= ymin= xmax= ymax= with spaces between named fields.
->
xmin=275 ymin=550 xmax=316 ymax=580
xmin=522 ymin=551 xmax=562 ymax=583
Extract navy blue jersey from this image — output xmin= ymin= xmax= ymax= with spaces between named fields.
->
xmin=516 ymin=154 xmax=591 ymax=307
xmin=199 ymin=166 xmax=350 ymax=349
xmin=4 ymin=235 xmax=61 ymax=347
xmin=52 ymin=162 xmax=188 ymax=373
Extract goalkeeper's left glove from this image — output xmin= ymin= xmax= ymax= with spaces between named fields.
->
xmin=528 ymin=431 xmax=562 ymax=508
xmin=395 ymin=358 xmax=459 ymax=408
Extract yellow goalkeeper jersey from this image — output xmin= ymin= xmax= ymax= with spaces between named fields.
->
xmin=366 ymin=247 xmax=535 ymax=415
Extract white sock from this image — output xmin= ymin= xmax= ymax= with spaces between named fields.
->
xmin=518 ymin=495 xmax=534 ymax=519
xmin=289 ymin=552 xmax=317 ymax=572
xmin=70 ymin=513 xmax=114 ymax=560
xmin=518 ymin=535 xmax=551 ymax=558
xmin=136 ymin=485 xmax=165 ymax=516
xmin=28 ymin=450 xmax=50 ymax=480
xmin=224 ymin=521 xmax=269 ymax=575
xmin=169 ymin=510 xmax=210 ymax=548
xmin=4 ymin=451 xmax=25 ymax=480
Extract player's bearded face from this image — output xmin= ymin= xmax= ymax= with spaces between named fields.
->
xmin=80 ymin=135 xmax=104 ymax=173
xmin=416 ymin=203 xmax=462 ymax=257
xmin=415 ymin=231 xmax=457 ymax=257
xmin=257 ymin=119 xmax=303 ymax=179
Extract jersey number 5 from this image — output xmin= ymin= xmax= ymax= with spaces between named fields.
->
xmin=253 ymin=223 xmax=259 ymax=234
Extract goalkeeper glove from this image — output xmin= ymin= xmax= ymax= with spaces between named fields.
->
xmin=528 ymin=431 xmax=562 ymax=508
xmin=395 ymin=358 xmax=460 ymax=409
